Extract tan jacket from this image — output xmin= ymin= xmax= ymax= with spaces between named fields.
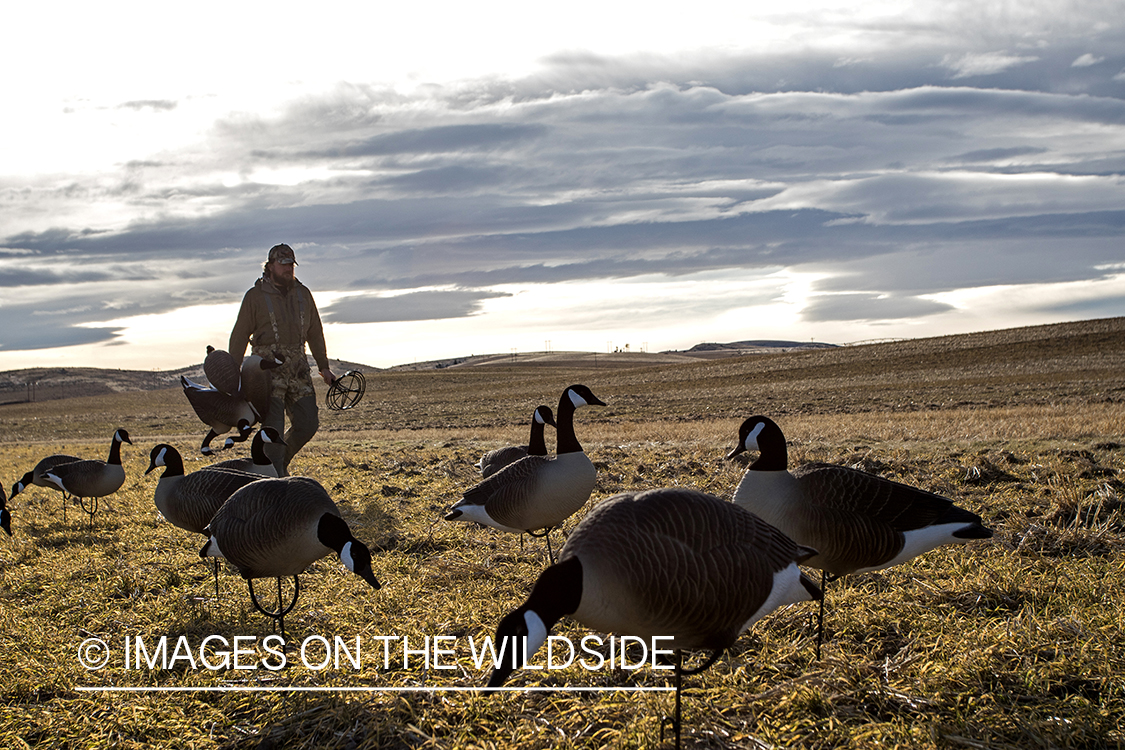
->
xmin=228 ymin=276 xmax=329 ymax=372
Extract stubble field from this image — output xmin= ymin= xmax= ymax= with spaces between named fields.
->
xmin=1 ymin=317 xmax=1123 ymax=749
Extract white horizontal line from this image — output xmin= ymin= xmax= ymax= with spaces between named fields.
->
xmin=77 ymin=686 xmax=675 ymax=693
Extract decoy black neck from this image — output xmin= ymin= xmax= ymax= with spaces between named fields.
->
xmin=317 ymin=513 xmax=352 ymax=553
xmin=528 ymin=419 xmax=548 ymax=456
xmin=108 ymin=436 xmax=125 ymax=465
xmin=556 ymin=393 xmax=583 ymax=455
xmin=161 ymin=448 xmax=185 ymax=477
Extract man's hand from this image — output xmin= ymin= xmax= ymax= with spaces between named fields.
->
xmin=320 ymin=368 xmax=337 ymax=385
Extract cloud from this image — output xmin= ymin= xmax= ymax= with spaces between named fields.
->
xmin=322 ymin=289 xmax=511 ymax=323
xmin=1071 ymin=54 xmax=1105 ymax=67
xmin=801 ymin=293 xmax=955 ymax=323
xmin=941 ymin=52 xmax=1039 ymax=78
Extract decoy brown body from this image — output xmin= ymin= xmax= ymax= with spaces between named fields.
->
xmin=204 ymin=345 xmax=241 ymax=396
xmin=238 ymin=353 xmax=283 ymax=418
xmin=728 ymin=416 xmax=992 ymax=576
xmin=488 ymin=487 xmax=821 ymax=744
xmin=478 ymin=405 xmax=555 ymax=478
xmin=42 ymin=429 xmax=132 ymax=512
xmin=146 ymin=444 xmax=266 ymax=535
xmin=445 ymin=385 xmax=604 ymax=534
xmin=200 ymin=477 xmax=380 ymax=588
xmin=727 ymin=415 xmax=992 ymax=655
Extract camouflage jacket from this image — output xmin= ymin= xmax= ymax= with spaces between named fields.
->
xmin=228 ymin=276 xmax=329 ymax=374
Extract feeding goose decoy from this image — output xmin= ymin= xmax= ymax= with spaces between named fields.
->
xmin=478 ymin=405 xmax=556 ymax=478
xmin=486 ymin=487 xmax=821 ymax=748
xmin=42 ymin=428 xmax=132 ymax=528
xmin=445 ymin=384 xmax=605 ymax=561
xmin=208 ymin=426 xmax=283 ymax=476
xmin=146 ymin=443 xmax=267 ymax=595
xmin=11 ymin=453 xmax=82 ymax=522
xmin=181 ymin=375 xmax=257 ymax=455
xmin=727 ymin=415 xmax=993 ymax=657
xmin=200 ymin=476 xmax=381 ymax=637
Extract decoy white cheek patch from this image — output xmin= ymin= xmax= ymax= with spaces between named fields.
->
xmin=747 ymin=421 xmax=766 ymax=451
xmin=341 ymin=541 xmax=356 ymax=572
xmin=523 ymin=611 xmax=549 ymax=658
xmin=156 ymin=447 xmax=168 ymax=466
xmin=569 ymin=390 xmax=587 ymax=408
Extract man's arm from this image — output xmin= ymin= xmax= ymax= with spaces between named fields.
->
xmin=228 ymin=290 xmax=255 ymax=367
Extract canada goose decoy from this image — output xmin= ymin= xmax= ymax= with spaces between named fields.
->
xmin=487 ymin=487 xmax=821 ymax=748
xmin=204 ymin=345 xmax=241 ymax=396
xmin=200 ymin=477 xmax=381 ymax=637
xmin=208 ymin=426 xmax=283 ymax=476
xmin=42 ymin=428 xmax=132 ymax=528
xmin=445 ymin=384 xmax=606 ymax=561
xmin=478 ymin=405 xmax=556 ymax=478
xmin=239 ymin=352 xmax=284 ymax=419
xmin=11 ymin=453 xmax=82 ymax=521
xmin=727 ymin=415 xmax=993 ymax=657
xmin=146 ymin=443 xmax=267 ymax=595
xmin=181 ymin=375 xmax=257 ymax=455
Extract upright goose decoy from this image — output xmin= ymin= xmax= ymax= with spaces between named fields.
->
xmin=181 ymin=375 xmax=257 ymax=455
xmin=200 ymin=477 xmax=381 ymax=635
xmin=487 ymin=487 xmax=821 ymax=748
xmin=146 ymin=443 xmax=266 ymax=594
xmin=478 ymin=405 xmax=556 ymax=478
xmin=727 ymin=415 xmax=993 ymax=656
xmin=11 ymin=453 xmax=82 ymax=521
xmin=43 ymin=428 xmax=132 ymax=527
xmin=208 ymin=426 xmax=283 ymax=476
xmin=444 ymin=384 xmax=606 ymax=560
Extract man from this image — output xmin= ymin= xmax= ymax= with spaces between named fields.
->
xmin=229 ymin=243 xmax=335 ymax=476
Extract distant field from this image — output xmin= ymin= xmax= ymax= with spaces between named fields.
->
xmin=0 ymin=317 xmax=1122 ymax=748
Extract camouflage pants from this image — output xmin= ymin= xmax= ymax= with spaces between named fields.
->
xmin=252 ymin=344 xmax=318 ymax=476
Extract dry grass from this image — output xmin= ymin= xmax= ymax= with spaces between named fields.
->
xmin=1 ymin=331 xmax=1123 ymax=748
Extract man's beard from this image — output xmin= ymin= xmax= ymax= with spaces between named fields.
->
xmin=270 ymin=270 xmax=295 ymax=290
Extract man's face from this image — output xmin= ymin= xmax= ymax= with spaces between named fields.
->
xmin=268 ymin=260 xmax=295 ymax=289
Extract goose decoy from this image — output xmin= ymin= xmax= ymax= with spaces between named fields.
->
xmin=208 ymin=426 xmax=283 ymax=476
xmin=487 ymin=487 xmax=821 ymax=748
xmin=727 ymin=415 xmax=993 ymax=657
xmin=203 ymin=345 xmax=241 ymax=396
xmin=238 ymin=352 xmax=284 ymax=419
xmin=200 ymin=476 xmax=381 ymax=637
xmin=181 ymin=375 xmax=257 ymax=455
xmin=11 ymin=453 xmax=82 ymax=521
xmin=42 ymin=428 xmax=132 ymax=527
xmin=146 ymin=443 xmax=266 ymax=595
xmin=444 ymin=384 xmax=606 ymax=561
xmin=478 ymin=405 xmax=556 ymax=478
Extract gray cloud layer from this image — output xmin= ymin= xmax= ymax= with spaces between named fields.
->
xmin=3 ymin=24 xmax=1125 ymax=351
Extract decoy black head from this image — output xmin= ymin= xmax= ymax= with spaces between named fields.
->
xmin=145 ymin=444 xmax=182 ymax=475
xmin=726 ymin=416 xmax=786 ymax=469
xmin=115 ymin=428 xmax=133 ymax=445
xmin=534 ymin=405 xmax=557 ymax=427
xmin=317 ymin=514 xmax=382 ymax=590
xmin=11 ymin=472 xmax=33 ymax=499
xmin=564 ymin=384 xmax=606 ymax=409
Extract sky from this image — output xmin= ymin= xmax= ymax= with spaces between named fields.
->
xmin=2 ymin=0 xmax=1123 ymax=371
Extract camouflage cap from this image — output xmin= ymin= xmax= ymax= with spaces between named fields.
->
xmin=268 ymin=243 xmax=298 ymax=265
